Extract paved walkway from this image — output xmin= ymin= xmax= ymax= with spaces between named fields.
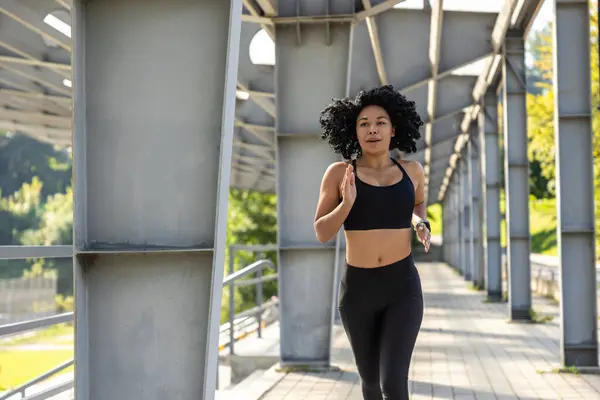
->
xmin=260 ymin=262 xmax=600 ymax=400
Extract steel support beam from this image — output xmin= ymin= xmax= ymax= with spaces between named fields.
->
xmin=424 ymin=0 xmax=444 ymax=198
xmin=71 ymin=1 xmax=242 ymax=399
xmin=461 ymin=158 xmax=470 ymax=279
xmin=456 ymin=162 xmax=463 ymax=275
xmin=444 ymin=183 xmax=451 ymax=264
xmin=442 ymin=186 xmax=449 ymax=264
xmin=468 ymin=127 xmax=483 ymax=289
xmin=502 ymin=32 xmax=531 ymax=320
xmin=362 ymin=0 xmax=388 ymax=85
xmin=274 ymin=21 xmax=350 ymax=367
xmin=479 ymin=91 xmax=502 ymax=301
xmin=464 ymin=143 xmax=474 ymax=282
xmin=437 ymin=0 xmax=545 ymax=202
xmin=453 ymin=180 xmax=460 ymax=268
xmin=448 ymin=181 xmax=455 ymax=266
xmin=0 ymin=245 xmax=72 ymax=260
xmin=552 ymin=0 xmax=598 ymax=367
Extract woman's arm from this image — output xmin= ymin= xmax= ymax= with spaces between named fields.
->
xmin=314 ymin=162 xmax=351 ymax=243
xmin=407 ymin=161 xmax=431 ymax=251
xmin=409 ymin=161 xmax=427 ymax=225
xmin=412 ymin=201 xmax=427 ymax=226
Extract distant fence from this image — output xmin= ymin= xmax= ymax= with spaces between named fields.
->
xmin=0 ymin=275 xmax=57 ymax=325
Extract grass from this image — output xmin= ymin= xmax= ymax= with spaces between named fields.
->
xmin=0 ymin=323 xmax=74 ymax=392
xmin=529 ymin=197 xmax=558 ymax=256
xmin=497 ymin=194 xmax=558 ymax=256
xmin=0 ymin=350 xmax=74 ymax=391
xmin=529 ymin=308 xmax=554 ymax=324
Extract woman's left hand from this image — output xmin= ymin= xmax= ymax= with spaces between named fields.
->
xmin=416 ymin=224 xmax=431 ymax=253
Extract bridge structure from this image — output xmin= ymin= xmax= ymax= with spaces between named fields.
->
xmin=0 ymin=0 xmax=597 ymax=399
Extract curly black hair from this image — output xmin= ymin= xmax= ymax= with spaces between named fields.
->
xmin=318 ymin=85 xmax=423 ymax=160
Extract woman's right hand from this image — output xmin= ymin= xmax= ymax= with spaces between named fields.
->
xmin=340 ymin=164 xmax=357 ymax=210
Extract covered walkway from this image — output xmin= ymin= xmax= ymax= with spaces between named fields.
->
xmin=253 ymin=262 xmax=600 ymax=400
xmin=0 ymin=0 xmax=598 ymax=399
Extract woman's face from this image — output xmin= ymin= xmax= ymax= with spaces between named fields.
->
xmin=355 ymin=105 xmax=395 ymax=156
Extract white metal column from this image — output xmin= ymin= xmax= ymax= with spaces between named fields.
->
xmin=502 ymin=32 xmax=532 ymax=320
xmin=552 ymin=0 xmax=598 ymax=367
xmin=479 ymin=91 xmax=503 ymax=301
xmin=71 ymin=1 xmax=243 ymax=398
xmin=274 ymin=20 xmax=352 ymax=367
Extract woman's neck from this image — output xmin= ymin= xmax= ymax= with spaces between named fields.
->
xmin=357 ymin=153 xmax=393 ymax=169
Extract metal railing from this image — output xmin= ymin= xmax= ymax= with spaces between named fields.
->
xmin=499 ymin=252 xmax=600 ymax=285
xmin=223 ymin=257 xmax=277 ymax=355
xmin=0 ymin=244 xmax=279 ymax=400
xmin=0 ymin=360 xmax=75 ymax=400
xmin=530 ymin=254 xmax=600 ymax=283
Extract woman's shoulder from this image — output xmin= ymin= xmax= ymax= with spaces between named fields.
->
xmin=399 ymin=159 xmax=424 ymax=174
xmin=321 ymin=160 xmax=351 ymax=185
xmin=398 ymin=159 xmax=424 ymax=183
xmin=325 ymin=160 xmax=352 ymax=174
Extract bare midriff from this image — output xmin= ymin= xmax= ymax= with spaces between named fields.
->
xmin=344 ymin=228 xmax=412 ymax=268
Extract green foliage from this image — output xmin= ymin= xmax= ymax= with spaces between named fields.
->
xmin=20 ymin=187 xmax=73 ymax=246
xmin=524 ymin=5 xmax=600 ymax=257
xmin=221 ymin=188 xmax=278 ymax=324
xmin=0 ymin=133 xmax=74 ymax=290
xmin=525 ymin=23 xmax=552 ymax=95
xmin=426 ymin=203 xmax=442 ymax=236
xmin=526 ymin=26 xmax=555 ymax=198
xmin=19 ymin=188 xmax=74 ymax=294
xmin=529 ymin=159 xmax=552 ymax=199
xmin=55 ymin=294 xmax=74 ymax=313
xmin=0 ymin=134 xmax=71 ymax=199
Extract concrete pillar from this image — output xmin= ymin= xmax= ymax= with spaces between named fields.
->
xmin=479 ymin=91 xmax=503 ymax=301
xmin=552 ymin=0 xmax=598 ymax=367
xmin=275 ymin=17 xmax=353 ymax=367
xmin=461 ymin=155 xmax=472 ymax=280
xmin=71 ymin=1 xmax=242 ymax=399
xmin=468 ymin=129 xmax=483 ymax=289
xmin=502 ymin=32 xmax=531 ymax=320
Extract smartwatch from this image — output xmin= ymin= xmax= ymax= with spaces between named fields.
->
xmin=415 ymin=220 xmax=430 ymax=232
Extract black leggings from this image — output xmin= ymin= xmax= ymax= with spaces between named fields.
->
xmin=338 ymin=254 xmax=423 ymax=400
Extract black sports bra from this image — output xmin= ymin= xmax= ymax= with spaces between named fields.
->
xmin=343 ymin=158 xmax=415 ymax=231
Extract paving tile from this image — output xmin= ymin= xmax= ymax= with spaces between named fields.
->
xmin=258 ymin=263 xmax=600 ymax=400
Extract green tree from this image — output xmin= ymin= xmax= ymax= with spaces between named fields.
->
xmin=221 ymin=188 xmax=278 ymax=323
xmin=0 ymin=133 xmax=71 ymax=199
xmin=20 ymin=187 xmax=74 ymax=294
xmin=526 ymin=23 xmax=552 ymax=95
xmin=0 ymin=132 xmax=73 ymax=286
xmin=527 ymin=89 xmax=555 ymax=196
xmin=525 ymin=3 xmax=600 ymax=254
xmin=0 ymin=178 xmax=44 ymax=278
